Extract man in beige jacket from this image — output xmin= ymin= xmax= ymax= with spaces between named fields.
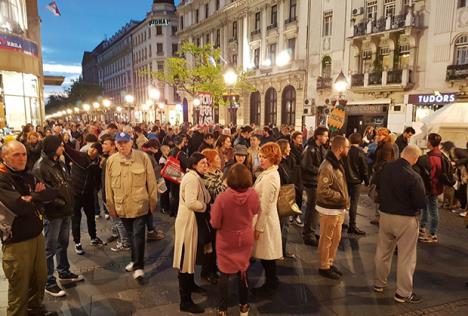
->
xmin=105 ymin=132 xmax=157 ymax=281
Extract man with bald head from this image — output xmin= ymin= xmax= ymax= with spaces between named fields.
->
xmin=373 ymin=144 xmax=426 ymax=304
xmin=0 ymin=141 xmax=57 ymax=316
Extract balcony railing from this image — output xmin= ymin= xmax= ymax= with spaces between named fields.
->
xmin=316 ymin=76 xmax=332 ymax=90
xmin=369 ymin=71 xmax=383 ymax=85
xmin=352 ymin=14 xmax=411 ymax=37
xmin=267 ymin=23 xmax=278 ymax=31
xmin=285 ymin=16 xmax=297 ymax=25
xmin=446 ymin=64 xmax=468 ymax=81
xmin=251 ymin=29 xmax=261 ymax=37
xmin=387 ymin=69 xmax=402 ymax=84
xmin=351 ymin=74 xmax=364 ymax=87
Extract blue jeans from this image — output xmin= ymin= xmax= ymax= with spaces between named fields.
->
xmin=121 ymin=215 xmax=147 ymax=270
xmin=421 ymin=195 xmax=438 ymax=235
xmin=111 ymin=217 xmax=130 ymax=247
xmin=44 ymin=217 xmax=71 ymax=286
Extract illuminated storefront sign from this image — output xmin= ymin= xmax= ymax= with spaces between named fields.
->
xmin=149 ymin=19 xmax=170 ymax=26
xmin=0 ymin=33 xmax=38 ymax=57
xmin=408 ymin=93 xmax=456 ymax=104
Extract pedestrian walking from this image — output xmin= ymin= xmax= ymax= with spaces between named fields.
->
xmin=211 ymin=163 xmax=260 ymax=316
xmin=105 ymin=132 xmax=158 ymax=281
xmin=316 ymin=136 xmax=350 ymax=280
xmin=373 ymin=145 xmax=426 ymax=303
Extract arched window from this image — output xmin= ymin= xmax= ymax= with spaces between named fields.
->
xmin=264 ymin=88 xmax=277 ymax=126
xmin=321 ymin=56 xmax=332 ymax=78
xmin=455 ymin=35 xmax=468 ymax=65
xmin=281 ymin=85 xmax=296 ymax=126
xmin=250 ymin=91 xmax=261 ymax=125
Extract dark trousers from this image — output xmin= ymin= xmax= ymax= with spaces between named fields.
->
xmin=260 ymin=260 xmax=278 ymax=286
xmin=44 ymin=217 xmax=71 ymax=287
xmin=218 ymin=272 xmax=248 ymax=311
xmin=121 ymin=215 xmax=146 ymax=270
xmin=348 ymin=183 xmax=361 ymax=228
xmin=2 ymin=234 xmax=47 ymax=316
xmin=71 ymin=193 xmax=97 ymax=244
xmin=303 ymin=186 xmax=319 ymax=241
xmin=170 ymin=182 xmax=180 ymax=217
xmin=146 ymin=211 xmax=155 ymax=231
xmin=280 ymin=216 xmax=290 ymax=254
xmin=161 ymin=179 xmax=170 ymax=211
xmin=201 ymin=234 xmax=217 ymax=277
xmin=295 ymin=187 xmax=303 ymax=209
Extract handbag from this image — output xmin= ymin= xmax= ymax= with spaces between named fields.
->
xmin=161 ymin=152 xmax=184 ymax=184
xmin=277 ymin=184 xmax=302 ymax=217
xmin=0 ymin=200 xmax=17 ymax=242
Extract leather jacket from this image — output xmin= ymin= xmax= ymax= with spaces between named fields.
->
xmin=301 ymin=141 xmax=327 ymax=188
xmin=344 ymin=146 xmax=369 ymax=185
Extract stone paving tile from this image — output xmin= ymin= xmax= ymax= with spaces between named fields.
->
xmin=0 ymin=193 xmax=468 ymax=315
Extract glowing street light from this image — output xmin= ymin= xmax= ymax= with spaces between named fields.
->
xmin=223 ymin=68 xmax=238 ymax=86
xmin=193 ymin=98 xmax=201 ymax=107
xmin=66 ymin=109 xmax=72 ymax=114
xmin=125 ymin=94 xmax=134 ymax=103
xmin=116 ymin=106 xmax=122 ymax=112
xmin=74 ymin=107 xmax=80 ymax=113
xmin=148 ymin=87 xmax=161 ymax=100
xmin=334 ymin=71 xmax=348 ymax=93
xmin=83 ymin=103 xmax=91 ymax=111
xmin=276 ymin=50 xmax=291 ymax=67
xmin=103 ymin=99 xmax=111 ymax=108
xmin=93 ymin=102 xmax=100 ymax=110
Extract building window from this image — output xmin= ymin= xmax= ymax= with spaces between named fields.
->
xmin=157 ymin=62 xmax=164 ymax=72
xmin=196 ymin=37 xmax=201 ymax=47
xmin=206 ymin=33 xmax=210 ymax=44
xmin=205 ymin=3 xmax=209 ymax=18
xmin=269 ymin=43 xmax=277 ymax=66
xmin=459 ymin=0 xmax=468 ymax=8
xmin=149 ymin=45 xmax=152 ymax=57
xmin=250 ymin=91 xmax=261 ymax=125
xmin=255 ymin=12 xmax=261 ymax=31
xmin=215 ymin=29 xmax=221 ymax=48
xmin=180 ymin=16 xmax=184 ymax=29
xmin=281 ymin=86 xmax=296 ymax=126
xmin=289 ymin=0 xmax=297 ymax=20
xmin=323 ymin=11 xmax=333 ymax=37
xmin=148 ymin=28 xmax=151 ymax=38
xmin=157 ymin=43 xmax=164 ymax=55
xmin=232 ymin=54 xmax=238 ymax=66
xmin=455 ymin=35 xmax=468 ymax=65
xmin=156 ymin=25 xmax=162 ymax=35
xmin=216 ymin=0 xmax=220 ymax=11
xmin=195 ymin=8 xmax=199 ymax=23
xmin=264 ymin=88 xmax=277 ymax=126
xmin=172 ymin=44 xmax=178 ymax=56
xmin=271 ymin=5 xmax=278 ymax=26
xmin=384 ymin=0 xmax=396 ymax=18
xmin=321 ymin=56 xmax=332 ymax=78
xmin=254 ymin=48 xmax=260 ymax=68
xmin=366 ymin=0 xmax=378 ymax=21
xmin=288 ymin=38 xmax=296 ymax=60
xmin=172 ymin=26 xmax=177 ymax=35
xmin=232 ymin=21 xmax=238 ymax=40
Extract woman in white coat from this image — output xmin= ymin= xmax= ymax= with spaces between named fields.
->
xmin=253 ymin=142 xmax=283 ymax=294
xmin=173 ymin=153 xmax=211 ymax=314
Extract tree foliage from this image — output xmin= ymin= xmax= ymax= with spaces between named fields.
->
xmin=153 ymin=42 xmax=254 ymax=107
xmin=45 ymin=77 xmax=103 ymax=113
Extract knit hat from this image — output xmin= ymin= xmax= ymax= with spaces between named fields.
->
xmin=42 ymin=136 xmax=62 ymax=158
xmin=233 ymin=144 xmax=248 ymax=156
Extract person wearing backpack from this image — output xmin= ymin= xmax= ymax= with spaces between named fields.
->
xmin=415 ymin=133 xmax=454 ymax=243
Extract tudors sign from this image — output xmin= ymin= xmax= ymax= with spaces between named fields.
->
xmin=408 ymin=93 xmax=456 ymax=104
xmin=149 ymin=19 xmax=170 ymax=26
xmin=0 ymin=33 xmax=38 ymax=57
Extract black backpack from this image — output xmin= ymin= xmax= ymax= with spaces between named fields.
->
xmin=440 ymin=154 xmax=456 ymax=186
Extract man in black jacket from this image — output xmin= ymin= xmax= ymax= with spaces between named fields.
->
xmin=344 ymin=133 xmax=369 ymax=235
xmin=32 ymin=136 xmax=84 ymax=298
xmin=395 ymin=127 xmax=416 ymax=154
xmin=373 ymin=144 xmax=426 ymax=304
xmin=64 ymin=140 xmax=105 ymax=255
xmin=301 ymin=126 xmax=329 ymax=246
xmin=0 ymin=141 xmax=57 ymax=316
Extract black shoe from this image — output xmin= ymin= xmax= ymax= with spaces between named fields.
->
xmin=318 ymin=268 xmax=341 ymax=280
xmin=58 ymin=271 xmax=84 ymax=283
xmin=180 ymin=301 xmax=205 ymax=314
xmin=330 ymin=265 xmax=343 ymax=276
xmin=348 ymin=226 xmax=366 ymax=235
xmin=303 ymin=238 xmax=318 ymax=247
xmin=90 ymin=237 xmax=106 ymax=246
xmin=45 ymin=284 xmax=66 ymax=297
xmin=394 ymin=292 xmax=422 ymax=303
xmin=191 ymin=283 xmax=208 ymax=294
xmin=74 ymin=243 xmax=85 ymax=255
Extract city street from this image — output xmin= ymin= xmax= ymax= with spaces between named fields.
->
xmin=1 ymin=192 xmax=467 ymax=316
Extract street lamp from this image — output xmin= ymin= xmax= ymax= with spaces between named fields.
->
xmin=124 ymin=94 xmax=134 ymax=103
xmin=158 ymin=102 xmax=166 ymax=123
xmin=102 ymin=99 xmax=111 ymax=108
xmin=193 ymin=98 xmax=201 ymax=107
xmin=83 ymin=103 xmax=90 ymax=111
xmin=334 ymin=71 xmax=348 ymax=94
xmin=224 ymin=68 xmax=239 ymax=125
xmin=149 ymin=87 xmax=161 ymax=101
xmin=223 ymin=68 xmax=238 ymax=86
xmin=276 ymin=50 xmax=291 ymax=67
xmin=74 ymin=107 xmax=80 ymax=113
xmin=93 ymin=102 xmax=100 ymax=110
xmin=124 ymin=94 xmax=134 ymax=122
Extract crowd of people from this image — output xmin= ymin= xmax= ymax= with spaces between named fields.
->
xmin=0 ymin=120 xmax=467 ymax=315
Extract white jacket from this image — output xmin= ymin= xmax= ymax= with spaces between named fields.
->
xmin=253 ymin=166 xmax=282 ymax=260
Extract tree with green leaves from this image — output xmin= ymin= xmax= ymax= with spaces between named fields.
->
xmin=152 ymin=42 xmax=254 ymax=107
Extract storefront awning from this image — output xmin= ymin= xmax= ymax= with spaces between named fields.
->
xmin=44 ymin=75 xmax=65 ymax=86
xmin=346 ymin=98 xmax=391 ymax=105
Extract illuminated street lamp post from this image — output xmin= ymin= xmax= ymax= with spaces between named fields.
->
xmin=102 ymin=99 xmax=111 ymax=122
xmin=192 ymin=97 xmax=201 ymax=124
xmin=124 ymin=94 xmax=134 ymax=122
xmin=223 ymin=68 xmax=239 ymax=125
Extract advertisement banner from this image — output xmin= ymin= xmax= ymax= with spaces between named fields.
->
xmin=0 ymin=33 xmax=39 ymax=57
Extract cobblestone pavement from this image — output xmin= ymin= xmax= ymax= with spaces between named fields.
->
xmin=1 ymin=192 xmax=468 ymax=316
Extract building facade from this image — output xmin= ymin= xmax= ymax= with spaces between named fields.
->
xmin=0 ymin=0 xmax=44 ymax=130
xmin=82 ymin=41 xmax=105 ymax=86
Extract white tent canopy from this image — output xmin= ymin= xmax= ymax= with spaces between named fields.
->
xmin=412 ymin=103 xmax=468 ymax=148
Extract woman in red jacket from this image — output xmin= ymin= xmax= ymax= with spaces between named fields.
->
xmin=210 ymin=163 xmax=260 ymax=316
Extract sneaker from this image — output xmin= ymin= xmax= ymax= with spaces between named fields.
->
xmin=394 ymin=292 xmax=422 ymax=303
xmin=111 ymin=242 xmax=131 ymax=252
xmin=106 ymin=235 xmax=118 ymax=244
xmin=418 ymin=228 xmax=427 ymax=241
xmin=422 ymin=235 xmax=438 ymax=243
xmin=45 ymin=284 xmax=66 ymax=297
xmin=318 ymin=268 xmax=341 ymax=280
xmin=58 ymin=272 xmax=84 ymax=283
xmin=330 ymin=265 xmax=343 ymax=276
xmin=294 ymin=216 xmax=304 ymax=227
xmin=133 ymin=269 xmax=144 ymax=280
xmin=373 ymin=285 xmax=385 ymax=293
xmin=90 ymin=237 xmax=106 ymax=246
xmin=147 ymin=230 xmax=165 ymax=241
xmin=75 ymin=243 xmax=85 ymax=255
xmin=125 ymin=262 xmax=135 ymax=272
xmin=104 ymin=214 xmax=110 ymax=220
xmin=459 ymin=211 xmax=467 ymax=217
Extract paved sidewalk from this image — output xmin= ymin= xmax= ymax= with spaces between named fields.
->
xmin=1 ymin=194 xmax=468 ymax=315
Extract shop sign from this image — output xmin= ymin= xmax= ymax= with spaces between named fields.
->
xmin=149 ymin=19 xmax=170 ymax=26
xmin=0 ymin=33 xmax=38 ymax=57
xmin=346 ymin=104 xmax=387 ymax=115
xmin=328 ymin=107 xmax=346 ymax=130
xmin=408 ymin=93 xmax=456 ymax=104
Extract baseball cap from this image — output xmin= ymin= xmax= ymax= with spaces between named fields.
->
xmin=115 ymin=132 xmax=132 ymax=142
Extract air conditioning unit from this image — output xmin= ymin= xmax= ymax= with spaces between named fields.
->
xmin=390 ymin=104 xmax=404 ymax=112
xmin=352 ymin=7 xmax=364 ymax=16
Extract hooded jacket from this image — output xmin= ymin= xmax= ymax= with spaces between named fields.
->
xmin=211 ymin=187 xmax=260 ymax=274
xmin=316 ymin=151 xmax=350 ymax=210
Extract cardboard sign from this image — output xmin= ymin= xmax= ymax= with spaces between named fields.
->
xmin=327 ymin=107 xmax=346 ymax=130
